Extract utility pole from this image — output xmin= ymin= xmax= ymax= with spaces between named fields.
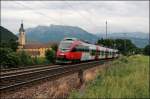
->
xmin=105 ymin=20 xmax=108 ymax=59
xmin=106 ymin=20 xmax=107 ymax=39
xmin=123 ymin=33 xmax=127 ymax=55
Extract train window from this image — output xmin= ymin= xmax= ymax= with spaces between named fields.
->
xmin=102 ymin=51 xmax=104 ymax=56
xmin=91 ymin=49 xmax=94 ymax=55
xmin=59 ymin=42 xmax=72 ymax=51
xmin=84 ymin=46 xmax=89 ymax=52
xmin=103 ymin=51 xmax=105 ymax=56
xmin=97 ymin=50 xmax=100 ymax=55
xmin=72 ymin=48 xmax=77 ymax=52
xmin=100 ymin=51 xmax=102 ymax=56
xmin=98 ymin=50 xmax=100 ymax=55
xmin=72 ymin=45 xmax=89 ymax=52
xmin=76 ymin=45 xmax=83 ymax=52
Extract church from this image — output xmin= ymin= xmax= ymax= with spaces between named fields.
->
xmin=17 ymin=21 xmax=52 ymax=57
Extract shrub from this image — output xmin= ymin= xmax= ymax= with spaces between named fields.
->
xmin=17 ymin=51 xmax=33 ymax=66
xmin=45 ymin=49 xmax=56 ymax=63
xmin=0 ymin=48 xmax=20 ymax=68
xmin=32 ymin=57 xmax=48 ymax=65
xmin=143 ymin=44 xmax=150 ymax=55
xmin=51 ymin=43 xmax=58 ymax=51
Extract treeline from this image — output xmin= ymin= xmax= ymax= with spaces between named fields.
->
xmin=97 ymin=38 xmax=149 ymax=56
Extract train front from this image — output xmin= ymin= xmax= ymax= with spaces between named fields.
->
xmin=56 ymin=38 xmax=75 ymax=64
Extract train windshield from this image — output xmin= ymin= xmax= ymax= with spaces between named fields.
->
xmin=59 ymin=42 xmax=72 ymax=52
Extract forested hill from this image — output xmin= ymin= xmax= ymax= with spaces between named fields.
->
xmin=96 ymin=32 xmax=149 ymax=48
xmin=0 ymin=26 xmax=18 ymax=42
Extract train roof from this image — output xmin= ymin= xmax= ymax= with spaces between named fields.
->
xmin=61 ymin=37 xmax=119 ymax=52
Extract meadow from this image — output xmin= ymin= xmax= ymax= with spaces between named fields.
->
xmin=69 ymin=55 xmax=149 ymax=98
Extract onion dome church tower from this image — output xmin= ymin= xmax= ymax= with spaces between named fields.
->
xmin=18 ymin=20 xmax=25 ymax=48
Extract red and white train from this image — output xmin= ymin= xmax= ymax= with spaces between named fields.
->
xmin=56 ymin=38 xmax=119 ymax=64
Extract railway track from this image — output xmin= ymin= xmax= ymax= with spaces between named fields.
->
xmin=1 ymin=65 xmax=58 ymax=76
xmin=0 ymin=60 xmax=110 ymax=92
xmin=1 ymin=64 xmax=53 ymax=74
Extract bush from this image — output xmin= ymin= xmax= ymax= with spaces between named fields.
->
xmin=143 ymin=44 xmax=150 ymax=55
xmin=51 ymin=43 xmax=58 ymax=51
xmin=17 ymin=51 xmax=33 ymax=66
xmin=32 ymin=57 xmax=48 ymax=65
xmin=0 ymin=48 xmax=20 ymax=68
xmin=45 ymin=49 xmax=56 ymax=63
xmin=0 ymin=48 xmax=51 ymax=69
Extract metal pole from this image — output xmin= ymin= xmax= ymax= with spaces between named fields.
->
xmin=106 ymin=20 xmax=107 ymax=39
xmin=124 ymin=33 xmax=126 ymax=55
xmin=106 ymin=20 xmax=108 ymax=59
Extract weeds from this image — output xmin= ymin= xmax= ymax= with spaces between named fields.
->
xmin=69 ymin=55 xmax=149 ymax=98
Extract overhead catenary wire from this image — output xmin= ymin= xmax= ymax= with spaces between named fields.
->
xmin=37 ymin=1 xmax=91 ymax=28
xmin=63 ymin=1 xmax=101 ymax=29
xmin=15 ymin=1 xmax=102 ymax=34
xmin=14 ymin=1 xmax=62 ymax=25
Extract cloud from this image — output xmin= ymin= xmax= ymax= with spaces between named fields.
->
xmin=1 ymin=1 xmax=149 ymax=34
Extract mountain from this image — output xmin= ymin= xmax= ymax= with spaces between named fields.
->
xmin=26 ymin=25 xmax=99 ymax=43
xmin=96 ymin=32 xmax=149 ymax=48
xmin=0 ymin=26 xmax=18 ymax=42
xmin=25 ymin=24 xmax=148 ymax=48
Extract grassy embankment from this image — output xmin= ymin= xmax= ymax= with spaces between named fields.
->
xmin=69 ymin=55 xmax=149 ymax=98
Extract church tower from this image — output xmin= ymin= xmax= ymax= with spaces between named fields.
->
xmin=18 ymin=20 xmax=25 ymax=47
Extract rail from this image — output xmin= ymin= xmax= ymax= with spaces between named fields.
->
xmin=0 ymin=59 xmax=112 ymax=91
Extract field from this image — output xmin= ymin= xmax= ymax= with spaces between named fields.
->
xmin=69 ymin=55 xmax=149 ymax=98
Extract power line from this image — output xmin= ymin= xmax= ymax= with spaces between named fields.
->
xmin=15 ymin=1 xmax=61 ymax=24
xmin=64 ymin=1 xmax=101 ymax=29
xmin=15 ymin=1 xmax=102 ymax=33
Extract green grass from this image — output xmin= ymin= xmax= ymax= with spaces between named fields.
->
xmin=69 ymin=55 xmax=149 ymax=98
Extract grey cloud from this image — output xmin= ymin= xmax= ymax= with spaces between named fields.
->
xmin=1 ymin=1 xmax=149 ymax=34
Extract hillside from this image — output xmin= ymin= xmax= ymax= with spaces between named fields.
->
xmin=0 ymin=26 xmax=18 ymax=42
xmin=69 ymin=55 xmax=149 ymax=98
xmin=26 ymin=25 xmax=99 ymax=43
xmin=96 ymin=33 xmax=149 ymax=48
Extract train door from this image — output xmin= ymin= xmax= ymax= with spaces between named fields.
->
xmin=95 ymin=46 xmax=99 ymax=60
xmin=105 ymin=48 xmax=108 ymax=59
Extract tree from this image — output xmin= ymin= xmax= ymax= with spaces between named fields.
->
xmin=144 ymin=44 xmax=150 ymax=55
xmin=45 ymin=49 xmax=56 ymax=63
xmin=51 ymin=43 xmax=58 ymax=51
xmin=97 ymin=38 xmax=137 ymax=55
xmin=17 ymin=51 xmax=33 ymax=66
xmin=0 ymin=39 xmax=18 ymax=51
xmin=9 ymin=39 xmax=19 ymax=51
xmin=0 ymin=48 xmax=20 ymax=68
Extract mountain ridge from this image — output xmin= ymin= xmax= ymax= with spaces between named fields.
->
xmin=26 ymin=25 xmax=99 ymax=44
xmin=20 ymin=25 xmax=149 ymax=48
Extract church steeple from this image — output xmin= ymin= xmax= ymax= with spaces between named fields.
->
xmin=18 ymin=20 xmax=25 ymax=46
xmin=19 ymin=20 xmax=25 ymax=32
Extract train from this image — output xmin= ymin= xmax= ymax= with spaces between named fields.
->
xmin=56 ymin=38 xmax=119 ymax=64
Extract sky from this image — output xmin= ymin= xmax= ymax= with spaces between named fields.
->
xmin=1 ymin=1 xmax=149 ymax=34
